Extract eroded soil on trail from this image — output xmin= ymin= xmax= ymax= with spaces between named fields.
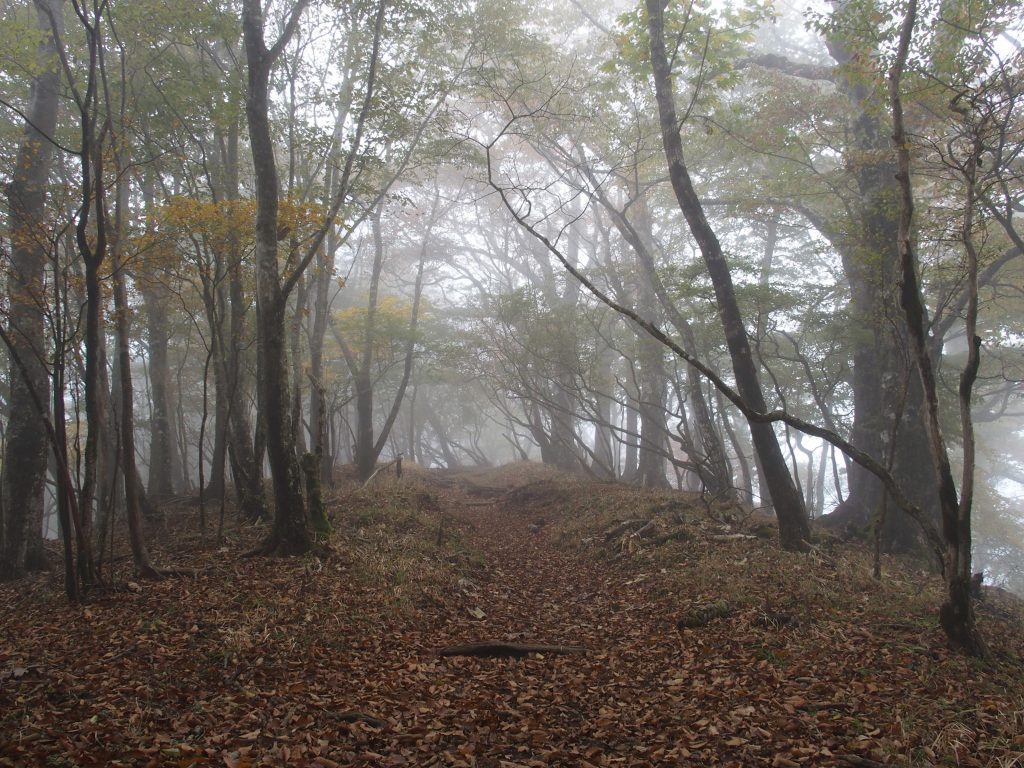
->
xmin=2 ymin=464 xmax=1023 ymax=767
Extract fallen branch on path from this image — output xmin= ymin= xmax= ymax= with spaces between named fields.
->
xmin=603 ymin=519 xmax=647 ymax=541
xmin=328 ymin=711 xmax=388 ymax=728
xmin=707 ymin=533 xmax=758 ymax=542
xmin=838 ymin=755 xmax=888 ymax=768
xmin=437 ymin=641 xmax=588 ymax=659
xmin=361 ymin=457 xmax=402 ymax=488
xmin=648 ymin=526 xmax=691 ymax=546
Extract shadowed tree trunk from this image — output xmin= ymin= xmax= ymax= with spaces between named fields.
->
xmin=141 ymin=173 xmax=180 ymax=499
xmin=243 ymin=0 xmax=312 ymax=555
xmin=1 ymin=0 xmax=64 ymax=581
xmin=645 ymin=0 xmax=809 ymax=549
xmin=888 ymin=0 xmax=983 ymax=654
xmin=111 ymin=157 xmax=160 ymax=579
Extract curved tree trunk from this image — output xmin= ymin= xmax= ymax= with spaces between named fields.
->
xmin=645 ymin=0 xmax=809 ymax=548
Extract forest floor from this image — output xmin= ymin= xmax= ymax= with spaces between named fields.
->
xmin=2 ymin=462 xmax=1024 ymax=768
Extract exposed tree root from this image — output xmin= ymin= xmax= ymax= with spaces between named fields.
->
xmin=329 ymin=711 xmax=387 ymax=728
xmin=438 ymin=641 xmax=588 ymax=659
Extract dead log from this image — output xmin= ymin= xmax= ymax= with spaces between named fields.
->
xmin=648 ymin=527 xmax=691 ymax=546
xmin=633 ymin=519 xmax=658 ymax=539
xmin=438 ymin=641 xmax=588 ymax=659
xmin=603 ymin=519 xmax=647 ymax=541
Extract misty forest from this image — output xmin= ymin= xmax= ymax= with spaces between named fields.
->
xmin=1 ymin=0 xmax=1023 ymax=765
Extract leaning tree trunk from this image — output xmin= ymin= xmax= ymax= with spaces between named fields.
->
xmin=0 ymin=0 xmax=63 ymax=581
xmin=243 ymin=0 xmax=311 ymax=555
xmin=888 ymin=0 xmax=983 ymax=655
xmin=645 ymin=0 xmax=809 ymax=549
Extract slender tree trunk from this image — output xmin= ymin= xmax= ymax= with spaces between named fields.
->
xmin=141 ymin=172 xmax=180 ymax=498
xmin=646 ymin=0 xmax=809 ymax=548
xmin=636 ymin=335 xmax=670 ymax=488
xmin=889 ymin=0 xmax=983 ymax=654
xmin=352 ymin=205 xmax=386 ymax=481
xmin=143 ymin=285 xmax=179 ymax=497
xmin=222 ymin=120 xmax=267 ymax=521
xmin=111 ymin=167 xmax=160 ymax=579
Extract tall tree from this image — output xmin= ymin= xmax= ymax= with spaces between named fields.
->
xmin=644 ymin=0 xmax=810 ymax=549
xmin=0 ymin=0 xmax=63 ymax=580
xmin=242 ymin=0 xmax=312 ymax=555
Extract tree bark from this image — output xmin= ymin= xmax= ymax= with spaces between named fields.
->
xmin=645 ymin=0 xmax=809 ymax=548
xmin=222 ymin=119 xmax=268 ymax=522
xmin=0 ymin=0 xmax=63 ymax=580
xmin=888 ymin=0 xmax=983 ymax=654
xmin=141 ymin=170 xmax=180 ymax=498
xmin=111 ymin=161 xmax=160 ymax=579
xmin=242 ymin=0 xmax=312 ymax=555
xmin=813 ymin=10 xmax=939 ymax=552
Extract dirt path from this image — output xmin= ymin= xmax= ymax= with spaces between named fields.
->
xmin=4 ymin=468 xmax=1019 ymax=767
xmin=340 ymin=476 xmax=856 ymax=767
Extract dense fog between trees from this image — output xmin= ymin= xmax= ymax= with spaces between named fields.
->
xmin=0 ymin=0 xmax=1021 ymax=651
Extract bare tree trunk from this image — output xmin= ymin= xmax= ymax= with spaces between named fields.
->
xmin=645 ymin=0 xmax=809 ymax=548
xmin=0 ymin=0 xmax=63 ymax=580
xmin=139 ymin=171 xmax=180 ymax=499
xmin=222 ymin=119 xmax=267 ymax=521
xmin=243 ymin=0 xmax=311 ymax=555
xmin=818 ymin=15 xmax=939 ymax=552
xmin=889 ymin=0 xmax=983 ymax=654
xmin=111 ymin=161 xmax=160 ymax=579
xmin=351 ymin=204 xmax=386 ymax=481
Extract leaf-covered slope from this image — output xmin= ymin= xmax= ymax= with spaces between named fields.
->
xmin=1 ymin=464 xmax=1022 ymax=767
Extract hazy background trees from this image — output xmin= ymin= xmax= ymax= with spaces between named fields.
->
xmin=0 ymin=0 xmax=1020 ymax=631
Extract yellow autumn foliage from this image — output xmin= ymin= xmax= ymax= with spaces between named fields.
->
xmin=333 ymin=294 xmax=422 ymax=357
xmin=140 ymin=195 xmax=328 ymax=262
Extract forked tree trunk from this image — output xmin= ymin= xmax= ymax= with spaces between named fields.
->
xmin=243 ymin=0 xmax=311 ymax=555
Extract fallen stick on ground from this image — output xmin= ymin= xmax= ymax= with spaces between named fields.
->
xmin=329 ymin=711 xmax=388 ymax=728
xmin=437 ymin=641 xmax=588 ymax=659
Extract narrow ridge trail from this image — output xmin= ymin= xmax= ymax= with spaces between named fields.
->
xmin=6 ymin=468 xmax=1014 ymax=767
xmin=366 ymin=474 xmax=855 ymax=767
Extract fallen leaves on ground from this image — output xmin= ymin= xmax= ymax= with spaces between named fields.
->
xmin=2 ymin=462 xmax=1023 ymax=767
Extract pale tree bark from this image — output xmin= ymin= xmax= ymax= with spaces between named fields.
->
xmin=242 ymin=0 xmax=312 ymax=555
xmin=586 ymin=175 xmax=732 ymax=497
xmin=645 ymin=0 xmax=810 ymax=548
xmin=221 ymin=120 xmax=268 ymax=522
xmin=0 ymin=0 xmax=63 ymax=581
xmin=141 ymin=171 xmax=180 ymax=498
xmin=819 ymin=13 xmax=939 ymax=552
